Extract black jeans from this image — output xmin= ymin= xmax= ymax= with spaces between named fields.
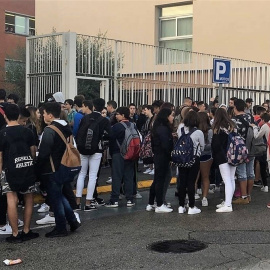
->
xmin=149 ymin=154 xmax=170 ymax=207
xmin=257 ymin=153 xmax=267 ymax=187
xmin=0 ymin=194 xmax=7 ymax=225
xmin=178 ymin=157 xmax=200 ymax=208
xmin=110 ymin=153 xmax=134 ymax=202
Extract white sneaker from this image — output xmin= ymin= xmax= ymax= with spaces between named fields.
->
xmin=36 ymin=214 xmax=55 ymax=225
xmin=178 ymin=206 xmax=186 ymax=214
xmin=74 ymin=212 xmax=81 ymax=224
xmin=202 ymin=197 xmax=208 ymax=207
xmin=148 ymin=169 xmax=155 ymax=175
xmin=216 ymin=205 xmax=233 ymax=213
xmin=143 ymin=168 xmax=152 ymax=174
xmin=146 ymin=204 xmax=155 ymax=211
xmin=37 ymin=203 xmax=49 ymax=213
xmin=195 ymin=194 xmax=200 ymax=200
xmin=18 ymin=219 xmax=24 ymax=227
xmin=155 ymin=204 xmax=173 ymax=213
xmin=197 ymin=188 xmax=202 ymax=195
xmin=188 ymin=206 xmax=201 ymax=215
xmin=106 ymin=177 xmax=112 ymax=184
xmin=216 ymin=201 xmax=225 ymax=209
xmin=261 ymin=186 xmax=269 ymax=192
xmin=208 ymin=189 xmax=215 ymax=194
xmin=134 ymin=192 xmax=142 ymax=199
xmin=0 ymin=224 xmax=12 ymax=235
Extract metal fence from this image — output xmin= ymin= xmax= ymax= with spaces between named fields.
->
xmin=26 ymin=32 xmax=270 ymax=106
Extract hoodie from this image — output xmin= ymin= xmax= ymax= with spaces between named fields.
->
xmin=37 ymin=120 xmax=72 ymax=175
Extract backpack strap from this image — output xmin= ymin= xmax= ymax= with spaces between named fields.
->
xmin=0 ymin=107 xmax=4 ymax=117
xmin=47 ymin=125 xmax=70 ymax=172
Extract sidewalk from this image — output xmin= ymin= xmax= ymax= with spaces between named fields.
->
xmin=1 ymin=182 xmax=270 ymax=269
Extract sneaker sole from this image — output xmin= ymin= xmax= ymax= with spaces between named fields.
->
xmin=37 ymin=210 xmax=49 ymax=213
xmin=127 ymin=204 xmax=135 ymax=207
xmin=36 ymin=221 xmax=55 ymax=225
xmin=83 ymin=208 xmax=97 ymax=212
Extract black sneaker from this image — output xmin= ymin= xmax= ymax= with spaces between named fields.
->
xmin=45 ymin=228 xmax=68 ymax=238
xmin=253 ymin=180 xmax=263 ymax=187
xmin=74 ymin=204 xmax=81 ymax=211
xmin=84 ymin=204 xmax=97 ymax=211
xmin=70 ymin=221 xmax=81 ymax=232
xmin=95 ymin=198 xmax=105 ymax=206
xmin=104 ymin=201 xmax=119 ymax=208
xmin=6 ymin=234 xmax=22 ymax=244
xmin=21 ymin=230 xmax=39 ymax=241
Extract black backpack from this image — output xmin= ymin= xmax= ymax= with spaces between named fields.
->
xmin=76 ymin=114 xmax=104 ymax=155
xmin=4 ymin=129 xmax=36 ymax=192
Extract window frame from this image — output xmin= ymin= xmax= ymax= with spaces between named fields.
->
xmin=5 ymin=11 xmax=35 ymax=36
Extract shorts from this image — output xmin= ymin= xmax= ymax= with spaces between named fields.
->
xmin=1 ymin=179 xmax=37 ymax=195
xmin=200 ymin=154 xmax=213 ymax=162
xmin=236 ymin=157 xmax=255 ymax=181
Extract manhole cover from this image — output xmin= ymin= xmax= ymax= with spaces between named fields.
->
xmin=148 ymin=240 xmax=207 ymax=254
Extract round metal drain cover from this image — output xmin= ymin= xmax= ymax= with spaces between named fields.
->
xmin=148 ymin=240 xmax=207 ymax=254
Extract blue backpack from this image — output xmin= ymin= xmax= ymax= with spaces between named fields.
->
xmin=171 ymin=127 xmax=198 ymax=167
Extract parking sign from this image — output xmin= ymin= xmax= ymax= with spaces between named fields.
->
xmin=213 ymin=59 xmax=231 ymax=84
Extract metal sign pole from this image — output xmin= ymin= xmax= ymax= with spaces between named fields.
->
xmin=218 ymin=83 xmax=222 ymax=104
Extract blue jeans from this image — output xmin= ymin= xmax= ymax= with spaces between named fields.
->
xmin=48 ymin=173 xmax=77 ymax=231
xmin=111 ymin=153 xmax=134 ymax=202
xmin=236 ymin=157 xmax=255 ymax=181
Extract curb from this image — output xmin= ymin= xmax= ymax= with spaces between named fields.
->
xmin=34 ymin=177 xmax=177 ymax=204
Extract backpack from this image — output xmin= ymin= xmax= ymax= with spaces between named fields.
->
xmin=4 ymin=128 xmax=36 ymax=192
xmin=171 ymin=127 xmax=198 ymax=167
xmin=48 ymin=125 xmax=81 ymax=184
xmin=245 ymin=125 xmax=266 ymax=157
xmin=76 ymin=115 xmax=104 ymax=155
xmin=223 ymin=128 xmax=248 ymax=166
xmin=139 ymin=132 xmax=154 ymax=164
xmin=117 ymin=122 xmax=141 ymax=160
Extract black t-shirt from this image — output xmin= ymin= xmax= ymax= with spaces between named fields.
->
xmin=0 ymin=125 xmax=34 ymax=169
xmin=232 ymin=113 xmax=254 ymax=140
xmin=0 ymin=103 xmax=7 ymax=130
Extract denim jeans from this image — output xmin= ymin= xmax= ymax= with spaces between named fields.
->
xmin=48 ymin=174 xmax=77 ymax=231
xmin=111 ymin=153 xmax=134 ymax=202
xmin=236 ymin=157 xmax=255 ymax=181
xmin=76 ymin=153 xmax=102 ymax=200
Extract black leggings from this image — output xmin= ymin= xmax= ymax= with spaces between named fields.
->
xmin=177 ymin=157 xmax=200 ymax=208
xmin=148 ymin=154 xmax=170 ymax=207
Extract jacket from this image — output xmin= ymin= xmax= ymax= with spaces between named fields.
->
xmin=37 ymin=120 xmax=72 ymax=175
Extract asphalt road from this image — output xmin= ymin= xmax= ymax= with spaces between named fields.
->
xmin=1 ymin=182 xmax=270 ymax=270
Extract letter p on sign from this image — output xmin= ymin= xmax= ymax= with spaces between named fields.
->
xmin=213 ymin=59 xmax=231 ymax=84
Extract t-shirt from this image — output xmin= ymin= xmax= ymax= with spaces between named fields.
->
xmin=232 ymin=113 xmax=254 ymax=140
xmin=0 ymin=125 xmax=34 ymax=169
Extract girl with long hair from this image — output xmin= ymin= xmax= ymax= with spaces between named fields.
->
xmin=177 ymin=111 xmax=205 ymax=215
xmin=146 ymin=108 xmax=174 ymax=213
xmin=212 ymin=108 xmax=236 ymax=212
xmin=197 ymin=112 xmax=213 ymax=207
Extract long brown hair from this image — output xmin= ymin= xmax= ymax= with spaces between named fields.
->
xmin=212 ymin=108 xmax=235 ymax=134
xmin=198 ymin=111 xmax=211 ymax=141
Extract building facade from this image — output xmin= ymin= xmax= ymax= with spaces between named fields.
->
xmin=0 ymin=0 xmax=35 ymax=90
xmin=35 ymin=0 xmax=270 ymax=64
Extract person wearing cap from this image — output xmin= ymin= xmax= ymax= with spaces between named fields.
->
xmin=245 ymin=98 xmax=253 ymax=115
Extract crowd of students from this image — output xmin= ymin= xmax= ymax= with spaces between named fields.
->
xmin=0 ymin=88 xmax=270 ymax=244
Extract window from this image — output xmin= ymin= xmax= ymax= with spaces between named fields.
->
xmin=158 ymin=4 xmax=193 ymax=63
xmin=5 ymin=12 xmax=35 ymax=36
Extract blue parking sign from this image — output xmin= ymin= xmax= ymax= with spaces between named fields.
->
xmin=213 ymin=59 xmax=231 ymax=84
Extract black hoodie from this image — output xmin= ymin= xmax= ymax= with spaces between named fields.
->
xmin=37 ymin=120 xmax=72 ymax=176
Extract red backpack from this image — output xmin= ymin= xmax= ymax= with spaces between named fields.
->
xmin=117 ymin=122 xmax=141 ymax=160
